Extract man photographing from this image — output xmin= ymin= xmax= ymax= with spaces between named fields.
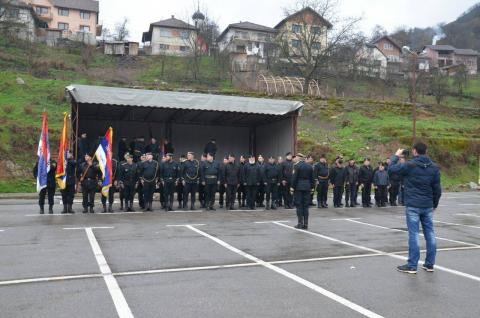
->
xmin=389 ymin=142 xmax=442 ymax=274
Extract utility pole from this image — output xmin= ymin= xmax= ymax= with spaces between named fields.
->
xmin=402 ymin=46 xmax=418 ymax=143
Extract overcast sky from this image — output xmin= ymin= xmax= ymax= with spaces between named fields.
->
xmin=98 ymin=0 xmax=479 ymax=42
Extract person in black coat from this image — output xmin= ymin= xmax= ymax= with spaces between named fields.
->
xmin=118 ymin=137 xmax=128 ymax=161
xmin=330 ymin=158 xmax=347 ymax=208
xmin=236 ymin=155 xmax=247 ymax=207
xmin=33 ymin=159 xmax=57 ymax=214
xmin=224 ymin=154 xmax=241 ymax=210
xmin=118 ymin=154 xmax=138 ymax=212
xmin=101 ymin=158 xmax=119 ymax=213
xmin=60 ymin=151 xmax=76 ymax=214
xmin=292 ymin=154 xmax=315 ymax=230
xmin=77 ymin=133 xmax=91 ymax=164
xmin=281 ymin=152 xmax=294 ymax=209
xmin=159 ymin=153 xmax=179 ymax=211
xmin=146 ymin=137 xmax=161 ymax=161
xmin=263 ymin=156 xmax=281 ymax=210
xmin=138 ymin=152 xmax=159 ymax=211
xmin=201 ymin=153 xmax=221 ymax=210
xmin=313 ymin=154 xmax=329 ymax=208
xmin=255 ymin=155 xmax=266 ymax=207
xmin=242 ymin=155 xmax=261 ymax=210
xmin=77 ymin=153 xmax=102 ymax=213
xmin=181 ymin=152 xmax=200 ymax=210
xmin=218 ymin=157 xmax=228 ymax=208
xmin=358 ymin=158 xmax=374 ymax=208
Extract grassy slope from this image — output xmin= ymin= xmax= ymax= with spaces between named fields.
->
xmin=0 ymin=38 xmax=479 ymax=192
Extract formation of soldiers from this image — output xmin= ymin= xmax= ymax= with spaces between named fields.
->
xmin=34 ymin=144 xmax=405 ymax=223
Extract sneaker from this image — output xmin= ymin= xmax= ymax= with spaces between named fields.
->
xmin=397 ymin=264 xmax=417 ymax=274
xmin=422 ymin=264 xmax=434 ymax=272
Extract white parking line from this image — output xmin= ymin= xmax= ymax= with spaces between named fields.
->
xmin=64 ymin=227 xmax=133 ymax=318
xmin=0 ymin=273 xmax=102 ymax=286
xmin=459 ymin=203 xmax=480 ymax=206
xmin=269 ymin=221 xmax=480 ymax=283
xmin=181 ymin=224 xmax=384 ymax=318
xmin=456 ymin=213 xmax=480 ymax=218
xmin=344 ymin=219 xmax=480 ymax=247
xmin=434 ymin=220 xmax=480 ymax=229
xmin=26 ymin=212 xmax=144 ymax=216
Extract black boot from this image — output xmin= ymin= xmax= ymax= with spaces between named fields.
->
xmin=89 ymin=207 xmax=94 ymax=213
xmin=295 ymin=216 xmax=304 ymax=229
xmin=191 ymin=203 xmax=195 ymax=210
xmin=183 ymin=200 xmax=187 ymax=210
xmin=266 ymin=201 xmax=270 ymax=210
xmin=82 ymin=206 xmax=88 ymax=213
xmin=48 ymin=205 xmax=54 ymax=214
xmin=303 ymin=218 xmax=309 ymax=230
xmin=271 ymin=202 xmax=277 ymax=210
xmin=39 ymin=205 xmax=44 ymax=214
xmin=120 ymin=200 xmax=124 ymax=211
xmin=62 ymin=205 xmax=67 ymax=214
xmin=102 ymin=204 xmax=107 ymax=213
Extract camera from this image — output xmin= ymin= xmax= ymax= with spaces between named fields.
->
xmin=402 ymin=149 xmax=410 ymax=157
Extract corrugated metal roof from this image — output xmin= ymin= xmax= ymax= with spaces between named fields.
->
xmin=66 ymin=85 xmax=303 ymax=116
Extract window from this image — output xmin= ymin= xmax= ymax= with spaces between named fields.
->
xmin=159 ymin=44 xmax=170 ymax=50
xmin=180 ymin=31 xmax=189 ymax=39
xmin=292 ymin=24 xmax=302 ymax=33
xmin=236 ymin=45 xmax=246 ymax=52
xmin=312 ymin=42 xmax=321 ymax=50
xmin=383 ymin=43 xmax=393 ymax=50
xmin=79 ymin=25 xmax=90 ymax=32
xmin=35 ymin=6 xmax=49 ymax=15
xmin=58 ymin=22 xmax=69 ymax=30
xmin=180 ymin=46 xmax=188 ymax=52
xmin=80 ymin=11 xmax=90 ymax=20
xmin=58 ymin=8 xmax=69 ymax=16
xmin=159 ymin=29 xmax=171 ymax=37
xmin=311 ymin=26 xmax=321 ymax=34
xmin=247 ymin=43 xmax=252 ymax=51
xmin=7 ymin=8 xmax=19 ymax=18
xmin=291 ymin=39 xmax=301 ymax=48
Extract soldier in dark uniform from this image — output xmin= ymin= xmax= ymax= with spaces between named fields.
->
xmin=218 ymin=157 xmax=228 ymax=208
xmin=60 ymin=151 xmax=76 ymax=214
xmin=138 ymin=152 xmax=158 ymax=211
xmin=118 ymin=154 xmax=138 ymax=212
xmin=77 ymin=153 xmax=101 ymax=213
xmin=33 ymin=158 xmax=57 ymax=214
xmin=330 ymin=158 xmax=347 ymax=208
xmin=182 ymin=152 xmax=200 ymax=210
xmin=237 ymin=155 xmax=247 ymax=208
xmin=388 ymin=163 xmax=401 ymax=206
xmin=77 ymin=132 xmax=91 ymax=164
xmin=176 ymin=154 xmax=186 ymax=209
xmin=203 ymin=139 xmax=217 ymax=158
xmin=306 ymin=155 xmax=316 ymax=206
xmin=146 ymin=137 xmax=161 ymax=161
xmin=292 ymin=153 xmax=315 ymax=230
xmin=358 ymin=158 xmax=374 ymax=208
xmin=224 ymin=154 xmax=241 ymax=210
xmin=136 ymin=154 xmax=146 ymax=210
xmin=101 ymin=158 xmax=119 ymax=213
xmin=132 ymin=136 xmax=146 ymax=163
xmin=198 ymin=154 xmax=207 ymax=208
xmin=160 ymin=153 xmax=178 ymax=211
xmin=118 ymin=137 xmax=128 ymax=161
xmin=345 ymin=159 xmax=359 ymax=208
xmin=314 ymin=154 xmax=329 ymax=208
xmin=277 ymin=156 xmax=284 ymax=207
xmin=118 ymin=152 xmax=130 ymax=211
xmin=281 ymin=152 xmax=294 ymax=209
xmin=263 ymin=156 xmax=281 ymax=210
xmin=243 ymin=155 xmax=261 ymax=210
xmin=201 ymin=153 xmax=221 ymax=211
xmin=256 ymin=155 xmax=266 ymax=208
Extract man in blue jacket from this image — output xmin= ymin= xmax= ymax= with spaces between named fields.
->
xmin=389 ymin=142 xmax=442 ymax=274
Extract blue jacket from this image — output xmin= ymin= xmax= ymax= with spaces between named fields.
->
xmin=389 ymin=155 xmax=441 ymax=208
xmin=373 ymin=170 xmax=389 ymax=186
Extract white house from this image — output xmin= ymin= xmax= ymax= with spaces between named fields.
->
xmin=356 ymin=43 xmax=388 ymax=79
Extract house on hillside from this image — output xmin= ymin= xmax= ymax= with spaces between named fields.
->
xmin=217 ymin=21 xmax=277 ymax=71
xmin=371 ymin=35 xmax=402 ymax=63
xmin=142 ymin=15 xmax=206 ymax=56
xmin=104 ymin=41 xmax=139 ymax=56
xmin=25 ymin=0 xmax=101 ymax=45
xmin=0 ymin=0 xmax=43 ymax=41
xmin=422 ymin=45 xmax=478 ymax=75
xmin=356 ymin=43 xmax=388 ymax=79
xmin=274 ymin=6 xmax=332 ymax=59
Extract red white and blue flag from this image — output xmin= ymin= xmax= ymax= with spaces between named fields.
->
xmin=95 ymin=127 xmax=113 ymax=197
xmin=36 ymin=111 xmax=51 ymax=192
xmin=55 ymin=113 xmax=68 ymax=189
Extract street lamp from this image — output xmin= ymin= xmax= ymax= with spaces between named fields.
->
xmin=402 ymin=46 xmax=417 ymax=143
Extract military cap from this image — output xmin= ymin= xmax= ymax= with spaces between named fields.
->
xmin=295 ymin=153 xmax=306 ymax=158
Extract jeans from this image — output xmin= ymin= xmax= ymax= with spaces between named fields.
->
xmin=406 ymin=207 xmax=437 ymax=269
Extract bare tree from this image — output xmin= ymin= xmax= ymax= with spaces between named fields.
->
xmin=370 ymin=24 xmax=387 ymax=42
xmin=430 ymin=69 xmax=449 ymax=105
xmin=276 ymin=0 xmax=362 ymax=93
xmin=452 ymin=64 xmax=468 ymax=97
xmin=114 ymin=17 xmax=129 ymax=41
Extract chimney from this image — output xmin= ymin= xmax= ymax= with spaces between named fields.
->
xmin=171 ymin=15 xmax=175 ymax=19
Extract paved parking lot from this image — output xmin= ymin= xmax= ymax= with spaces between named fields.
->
xmin=0 ymin=192 xmax=479 ymax=317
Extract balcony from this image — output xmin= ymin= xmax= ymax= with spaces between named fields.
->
xmin=36 ymin=11 xmax=53 ymax=22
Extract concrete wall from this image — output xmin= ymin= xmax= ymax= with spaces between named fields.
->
xmin=256 ymin=118 xmax=294 ymax=157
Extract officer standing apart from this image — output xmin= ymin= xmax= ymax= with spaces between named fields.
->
xmin=138 ymin=152 xmax=158 ymax=212
xmin=201 ymin=153 xmax=221 ymax=211
xmin=181 ymin=152 xmax=200 ymax=210
xmin=33 ymin=158 xmax=57 ymax=214
xmin=224 ymin=154 xmax=241 ymax=210
xmin=118 ymin=154 xmax=138 ymax=212
xmin=390 ymin=142 xmax=441 ymax=274
xmin=78 ymin=153 xmax=101 ymax=213
xmin=61 ymin=151 xmax=76 ymax=214
xmin=160 ymin=153 xmax=178 ymax=211
xmin=292 ymin=153 xmax=315 ymax=230
xmin=313 ymin=154 xmax=329 ymax=208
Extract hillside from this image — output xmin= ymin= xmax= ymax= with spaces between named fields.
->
xmin=0 ymin=37 xmax=479 ymax=192
xmin=439 ymin=3 xmax=480 ymax=51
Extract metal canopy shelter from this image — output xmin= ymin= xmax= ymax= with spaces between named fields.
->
xmin=66 ymin=85 xmax=303 ymax=159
